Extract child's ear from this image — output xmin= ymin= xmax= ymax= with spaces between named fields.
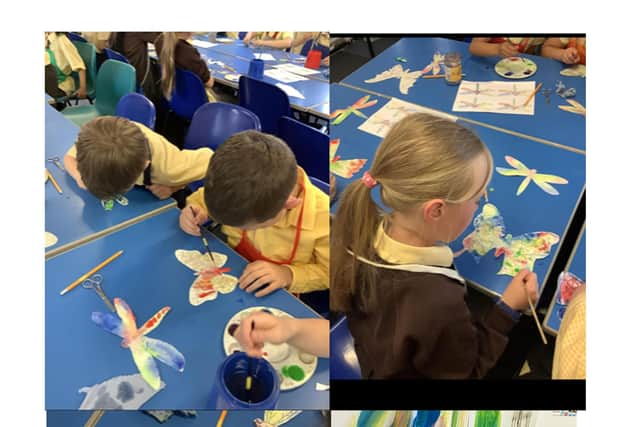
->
xmin=284 ymin=196 xmax=302 ymax=210
xmin=422 ymin=199 xmax=445 ymax=222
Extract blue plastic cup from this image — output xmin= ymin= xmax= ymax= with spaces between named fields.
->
xmin=248 ymin=59 xmax=265 ymax=79
xmin=210 ymin=352 xmax=280 ymax=409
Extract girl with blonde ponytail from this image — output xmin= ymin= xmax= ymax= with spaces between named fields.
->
xmin=331 ymin=113 xmax=540 ymax=379
xmin=156 ymin=32 xmax=216 ymax=102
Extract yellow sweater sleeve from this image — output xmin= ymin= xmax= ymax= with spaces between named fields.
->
xmin=58 ymin=35 xmax=86 ymax=72
xmin=284 ymin=231 xmax=329 ymax=293
xmin=552 ymin=289 xmax=586 ymax=379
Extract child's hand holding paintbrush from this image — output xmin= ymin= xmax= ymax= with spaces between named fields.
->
xmin=178 ymin=205 xmax=210 ymax=236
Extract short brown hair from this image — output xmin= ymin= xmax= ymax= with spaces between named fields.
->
xmin=76 ymin=116 xmax=150 ymax=200
xmin=203 ymin=131 xmax=298 ymax=226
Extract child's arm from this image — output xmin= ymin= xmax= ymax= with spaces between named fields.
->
xmin=284 ymin=233 xmax=329 ymax=294
xmin=243 ymin=32 xmax=255 ymax=45
xmin=541 ymin=38 xmax=580 ymax=64
xmin=76 ymin=69 xmax=87 ymax=99
xmin=469 ymin=37 xmax=519 ymax=58
xmin=251 ymin=37 xmax=293 ymax=50
xmin=63 ymin=148 xmax=87 ymax=189
xmin=179 ymin=189 xmax=209 ymax=235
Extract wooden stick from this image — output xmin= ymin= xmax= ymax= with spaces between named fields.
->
xmin=422 ymin=73 xmax=466 ymax=79
xmin=60 ymin=250 xmax=124 ymax=295
xmin=522 ymin=82 xmax=543 ymax=107
xmin=47 ymin=168 xmax=62 ymax=194
xmin=216 ymin=410 xmax=228 ymax=427
xmin=84 ymin=410 xmax=105 ymax=427
xmin=526 ymin=290 xmax=548 ymax=345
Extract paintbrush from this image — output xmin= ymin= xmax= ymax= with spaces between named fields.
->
xmin=245 ymin=320 xmax=256 ymax=400
xmin=189 ymin=206 xmax=216 ymax=266
xmin=422 ymin=73 xmax=466 ymax=79
xmin=46 ymin=168 xmax=63 ymax=194
xmin=522 ymin=82 xmax=543 ymax=107
xmin=216 ymin=410 xmax=228 ymax=427
xmin=525 ymin=286 xmax=548 ymax=345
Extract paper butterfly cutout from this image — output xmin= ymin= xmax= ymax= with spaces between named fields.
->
xmin=560 ymin=64 xmax=586 ymax=78
xmin=330 ymin=139 xmax=367 ymax=179
xmin=91 ymin=298 xmax=185 ymax=390
xmin=253 ymin=411 xmax=302 ymax=427
xmin=365 ymin=64 xmax=424 ymax=95
xmin=175 ymin=249 xmax=238 ymax=306
xmin=558 ymin=99 xmax=585 ymax=116
xmin=421 ymin=51 xmax=445 ymax=75
xmin=496 ymin=155 xmax=568 ymax=196
xmin=329 ymin=95 xmax=378 ymax=125
xmin=457 ymin=203 xmax=559 ymax=276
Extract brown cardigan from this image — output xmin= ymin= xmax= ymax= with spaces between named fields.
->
xmin=346 ymin=259 xmax=516 ymax=379
xmin=110 ymin=32 xmax=160 ymax=84
xmin=155 ymin=37 xmax=211 ymax=84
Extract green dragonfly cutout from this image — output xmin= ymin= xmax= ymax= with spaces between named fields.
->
xmin=496 ymin=155 xmax=568 ymax=196
xmin=329 ymin=95 xmax=378 ymax=125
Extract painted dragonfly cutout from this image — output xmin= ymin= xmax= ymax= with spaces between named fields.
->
xmin=329 ymin=95 xmax=378 ymax=125
xmin=496 ymin=155 xmax=568 ymax=196
xmin=455 ymin=203 xmax=560 ymax=276
xmin=457 ymin=96 xmax=492 ymax=109
xmin=459 ymin=82 xmax=494 ymax=96
xmin=496 ymin=99 xmax=524 ymax=111
xmin=92 ymin=298 xmax=186 ymax=390
xmin=364 ymin=64 xmax=424 ymax=95
xmin=558 ymin=99 xmax=585 ymax=116
xmin=330 ymin=139 xmax=367 ymax=179
xmin=175 ymin=250 xmax=238 ymax=306
xmin=496 ymin=84 xmax=529 ymax=97
xmin=421 ymin=50 xmax=445 ymax=75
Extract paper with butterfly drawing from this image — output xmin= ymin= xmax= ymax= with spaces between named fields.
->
xmin=364 ymin=64 xmax=424 ymax=95
xmin=452 ymin=81 xmax=536 ymax=115
xmin=330 ymin=139 xmax=367 ymax=179
xmin=175 ymin=250 xmax=238 ymax=306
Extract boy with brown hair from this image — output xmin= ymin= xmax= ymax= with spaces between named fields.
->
xmin=64 ymin=116 xmax=213 ymax=201
xmin=180 ymin=130 xmax=329 ymax=297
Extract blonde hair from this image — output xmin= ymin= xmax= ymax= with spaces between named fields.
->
xmin=159 ymin=32 xmax=178 ymax=100
xmin=330 ymin=113 xmax=493 ymax=314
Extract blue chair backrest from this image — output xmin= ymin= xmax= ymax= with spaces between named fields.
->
xmin=238 ymin=32 xmax=247 ymax=40
xmin=184 ymin=102 xmax=261 ymax=151
xmin=277 ymin=116 xmax=329 ymax=182
xmin=239 ymin=76 xmax=292 ymax=135
xmin=330 ymin=316 xmax=362 ymax=380
xmin=309 ymin=176 xmax=329 ymax=195
xmin=115 ymin=93 xmax=156 ymax=129
xmin=103 ymin=47 xmax=130 ymax=64
xmin=67 ymin=32 xmax=87 ymax=43
xmin=95 ymin=59 xmax=136 ymax=116
xmin=169 ymin=68 xmax=208 ymax=120
xmin=300 ymin=39 xmax=330 ymax=58
xmin=71 ymin=41 xmax=97 ymax=99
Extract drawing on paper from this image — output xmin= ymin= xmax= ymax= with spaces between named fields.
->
xmin=330 ymin=95 xmax=378 ymax=125
xmin=330 ymin=139 xmax=367 ymax=179
xmin=91 ymin=298 xmax=186 ymax=390
xmin=495 ymin=155 xmax=568 ymax=196
xmin=456 ymin=203 xmax=560 ymax=276
xmin=460 ymin=82 xmax=494 ymax=96
xmin=364 ymin=64 xmax=424 ymax=95
xmin=452 ymin=81 xmax=536 ymax=115
xmin=175 ymin=249 xmax=238 ymax=306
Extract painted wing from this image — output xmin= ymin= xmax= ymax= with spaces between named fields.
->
xmin=516 ymin=176 xmax=533 ymax=196
xmin=129 ymin=339 xmax=162 ymax=390
xmin=143 ymin=336 xmax=186 ymax=372
xmin=504 ymin=155 xmax=529 ymax=171
xmin=532 ymin=174 xmax=568 ymax=195
xmin=189 ymin=274 xmax=218 ymax=306
xmin=495 ymin=167 xmax=526 ymax=177
xmin=175 ymin=249 xmax=227 ymax=272
xmin=414 ymin=411 xmax=441 ymax=427
xmin=263 ymin=410 xmax=302 ymax=426
xmin=353 ymin=95 xmax=377 ymax=109
xmin=137 ymin=306 xmax=171 ymax=337
xmin=364 ymin=64 xmax=403 ymax=83
xmin=91 ymin=311 xmax=124 ymax=337
xmin=356 ymin=411 xmax=395 ymax=427
xmin=331 ymin=159 xmax=367 ymax=179
xmin=114 ymin=298 xmax=138 ymax=338
xmin=330 ymin=139 xmax=339 ymax=161
xmin=398 ymin=70 xmax=423 ymax=95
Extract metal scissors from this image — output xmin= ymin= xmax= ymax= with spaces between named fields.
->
xmin=47 ymin=156 xmax=65 ymax=172
xmin=82 ymin=274 xmax=115 ymax=312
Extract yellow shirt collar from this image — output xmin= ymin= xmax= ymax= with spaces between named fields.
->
xmin=274 ymin=167 xmax=317 ymax=231
xmin=373 ymin=221 xmax=454 ymax=267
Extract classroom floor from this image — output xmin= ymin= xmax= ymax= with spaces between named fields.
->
xmin=330 ymin=37 xmax=400 ymax=82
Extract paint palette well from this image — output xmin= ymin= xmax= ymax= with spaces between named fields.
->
xmin=494 ymin=57 xmax=537 ymax=79
xmin=222 ymin=306 xmax=318 ymax=391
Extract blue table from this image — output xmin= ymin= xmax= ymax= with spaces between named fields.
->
xmin=47 ymin=410 xmax=326 ymax=426
xmin=329 ymin=84 xmax=586 ymax=300
xmin=329 ymin=316 xmax=361 ymax=380
xmin=543 ymin=226 xmax=586 ymax=335
xmin=192 ymin=40 xmax=330 ymax=119
xmin=45 ymin=208 xmax=329 ymax=410
xmin=341 ymin=37 xmax=585 ymax=152
xmin=45 ymin=104 xmax=175 ymax=259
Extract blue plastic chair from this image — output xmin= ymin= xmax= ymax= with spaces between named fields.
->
xmin=71 ymin=41 xmax=97 ymax=102
xmin=115 ymin=93 xmax=156 ymax=129
xmin=309 ymin=176 xmax=329 ymax=195
xmin=238 ymin=32 xmax=247 ymax=40
xmin=168 ymin=68 xmax=208 ymax=121
xmin=62 ymin=59 xmax=136 ymax=127
xmin=184 ymin=102 xmax=261 ymax=191
xmin=300 ymin=39 xmax=330 ymax=58
xmin=277 ymin=116 xmax=329 ymax=182
xmin=103 ymin=47 xmax=130 ymax=64
xmin=330 ymin=316 xmax=362 ymax=379
xmin=67 ymin=32 xmax=87 ymax=43
xmin=239 ymin=76 xmax=292 ymax=135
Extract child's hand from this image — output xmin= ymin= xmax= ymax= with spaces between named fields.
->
xmin=146 ymin=184 xmax=176 ymax=200
xmin=76 ymin=88 xmax=87 ymax=99
xmin=499 ymin=42 xmax=520 ymax=58
xmin=179 ymin=205 xmax=208 ymax=236
xmin=233 ymin=311 xmax=295 ymax=358
xmin=501 ymin=269 xmax=539 ymax=312
xmin=561 ymin=47 xmax=580 ymax=64
xmin=74 ymin=175 xmax=87 ymax=190
xmin=239 ymin=261 xmax=293 ymax=297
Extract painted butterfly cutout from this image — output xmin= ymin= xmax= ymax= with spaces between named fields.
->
xmin=365 ymin=64 xmax=424 ymax=95
xmin=330 ymin=139 xmax=367 ymax=179
xmin=329 ymin=95 xmax=378 ymax=125
xmin=496 ymin=155 xmax=568 ymax=196
xmin=558 ymin=99 xmax=585 ymax=116
xmin=421 ymin=51 xmax=445 ymax=75
xmin=175 ymin=250 xmax=238 ymax=306
xmin=92 ymin=298 xmax=185 ymax=390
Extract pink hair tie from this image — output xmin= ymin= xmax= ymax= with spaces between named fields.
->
xmin=361 ymin=171 xmax=378 ymax=189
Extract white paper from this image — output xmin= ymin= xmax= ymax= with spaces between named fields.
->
xmin=358 ymin=98 xmax=457 ymax=138
xmin=452 ymin=80 xmax=536 ymax=115
xmin=189 ymin=39 xmax=218 ymax=48
xmin=274 ymin=63 xmax=320 ymax=76
xmin=264 ymin=69 xmax=308 ymax=83
xmin=254 ymin=53 xmax=276 ymax=61
xmin=79 ymin=374 xmax=164 ymax=409
xmin=315 ymin=382 xmax=330 ymax=391
xmin=275 ymin=83 xmax=305 ymax=99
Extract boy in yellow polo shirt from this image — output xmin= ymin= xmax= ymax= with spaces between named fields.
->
xmin=64 ymin=116 xmax=213 ymax=201
xmin=45 ymin=32 xmax=87 ymax=99
xmin=179 ymin=130 xmax=329 ymax=297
